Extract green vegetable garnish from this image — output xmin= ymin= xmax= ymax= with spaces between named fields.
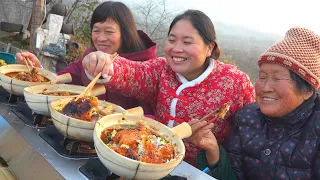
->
xmin=128 ymin=125 xmax=136 ymax=129
xmin=106 ymin=132 xmax=112 ymax=142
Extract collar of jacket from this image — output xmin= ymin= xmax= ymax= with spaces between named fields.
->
xmin=264 ymin=92 xmax=317 ymax=131
xmin=176 ymin=58 xmax=215 ymax=85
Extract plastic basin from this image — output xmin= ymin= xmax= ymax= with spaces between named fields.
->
xmin=0 ymin=52 xmax=16 ymax=64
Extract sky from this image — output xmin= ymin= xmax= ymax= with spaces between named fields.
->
xmin=105 ymin=0 xmax=320 ymax=36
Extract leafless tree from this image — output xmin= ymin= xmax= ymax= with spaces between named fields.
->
xmin=64 ymin=0 xmax=82 ymax=24
xmin=64 ymin=0 xmax=98 ymax=25
xmin=132 ymin=0 xmax=178 ymax=56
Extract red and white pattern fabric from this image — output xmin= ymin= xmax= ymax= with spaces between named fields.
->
xmin=258 ymin=27 xmax=320 ymax=89
xmin=105 ymin=57 xmax=256 ymax=167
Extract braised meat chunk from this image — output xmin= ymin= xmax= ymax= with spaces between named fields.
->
xmin=62 ymin=96 xmax=99 ymax=121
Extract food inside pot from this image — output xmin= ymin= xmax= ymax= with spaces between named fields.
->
xmin=6 ymin=69 xmax=49 ymax=82
xmin=41 ymin=90 xmax=78 ymax=96
xmin=101 ymin=121 xmax=175 ymax=164
xmin=55 ymin=96 xmax=114 ymax=121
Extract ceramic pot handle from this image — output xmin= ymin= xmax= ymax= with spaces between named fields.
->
xmin=52 ymin=73 xmax=72 ymax=84
xmin=90 ymin=84 xmax=106 ymax=96
xmin=171 ymin=122 xmax=192 ymax=139
xmin=124 ymin=106 xmax=144 ymax=117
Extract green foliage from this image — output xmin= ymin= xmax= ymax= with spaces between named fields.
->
xmin=65 ymin=1 xmax=98 ymax=62
xmin=0 ymin=35 xmax=29 ymax=50
xmin=74 ymin=26 xmax=91 ymax=46
xmin=71 ymin=1 xmax=98 ymax=45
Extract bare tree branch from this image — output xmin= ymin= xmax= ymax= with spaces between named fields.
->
xmin=132 ymin=0 xmax=176 ymax=40
xmin=131 ymin=0 xmax=178 ymax=56
xmin=65 ymin=0 xmax=82 ymax=23
xmin=149 ymin=0 xmax=169 ymax=37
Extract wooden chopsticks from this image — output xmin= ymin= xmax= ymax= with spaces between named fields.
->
xmin=199 ymin=103 xmax=230 ymax=123
xmin=75 ymin=72 xmax=102 ymax=101
xmin=20 ymin=51 xmax=34 ymax=72
xmin=23 ymin=57 xmax=31 ymax=72
xmin=110 ymin=53 xmax=119 ymax=63
xmin=74 ymin=53 xmax=119 ymax=101
xmin=199 ymin=109 xmax=218 ymax=122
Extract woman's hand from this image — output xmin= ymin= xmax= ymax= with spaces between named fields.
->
xmin=188 ymin=119 xmax=220 ymax=166
xmin=188 ymin=119 xmax=217 ymax=150
xmin=82 ymin=51 xmax=114 ymax=79
xmin=16 ymin=51 xmax=41 ymax=68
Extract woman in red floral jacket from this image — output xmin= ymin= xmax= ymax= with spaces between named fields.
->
xmin=82 ymin=9 xmax=256 ymax=167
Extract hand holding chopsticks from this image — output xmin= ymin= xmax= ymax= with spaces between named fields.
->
xmin=187 ymin=104 xmax=230 ymax=167
xmin=20 ymin=51 xmax=34 ymax=72
xmin=188 ymin=104 xmax=230 ymax=161
xmin=75 ymin=53 xmax=119 ymax=101
xmin=16 ymin=51 xmax=42 ymax=68
xmin=82 ymin=51 xmax=120 ymax=80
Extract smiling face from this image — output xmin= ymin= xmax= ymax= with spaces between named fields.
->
xmin=164 ymin=19 xmax=213 ymax=81
xmin=91 ymin=18 xmax=122 ymax=54
xmin=255 ymin=63 xmax=312 ymax=117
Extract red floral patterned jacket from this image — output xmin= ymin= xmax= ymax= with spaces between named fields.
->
xmin=103 ymin=57 xmax=256 ymax=167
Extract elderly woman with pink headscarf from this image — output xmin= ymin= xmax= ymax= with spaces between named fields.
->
xmin=191 ymin=27 xmax=320 ymax=180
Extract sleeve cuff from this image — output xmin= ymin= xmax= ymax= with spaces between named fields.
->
xmin=196 ymin=146 xmax=225 ymax=171
xmin=208 ymin=157 xmax=220 ymax=170
xmin=84 ymin=63 xmax=114 ymax=84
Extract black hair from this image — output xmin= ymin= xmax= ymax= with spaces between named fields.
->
xmin=90 ymin=1 xmax=145 ymax=53
xmin=289 ymin=70 xmax=315 ymax=93
xmin=168 ymin=9 xmax=220 ymax=60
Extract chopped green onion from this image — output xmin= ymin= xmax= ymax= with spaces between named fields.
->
xmin=129 ymin=125 xmax=136 ymax=129
xmin=106 ymin=132 xmax=112 ymax=142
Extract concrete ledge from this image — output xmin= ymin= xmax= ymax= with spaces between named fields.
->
xmin=0 ymin=167 xmax=16 ymax=180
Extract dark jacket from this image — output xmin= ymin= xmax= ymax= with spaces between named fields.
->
xmin=197 ymin=93 xmax=320 ymax=180
xmin=58 ymin=30 xmax=157 ymax=114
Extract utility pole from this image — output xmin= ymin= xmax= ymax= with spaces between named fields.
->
xmin=29 ymin=0 xmax=45 ymax=53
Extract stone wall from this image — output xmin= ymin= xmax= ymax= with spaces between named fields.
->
xmin=0 ymin=0 xmax=33 ymax=31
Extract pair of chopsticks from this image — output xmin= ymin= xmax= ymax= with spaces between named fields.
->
xmin=20 ymin=51 xmax=34 ymax=72
xmin=74 ymin=53 xmax=119 ymax=101
xmin=199 ymin=103 xmax=230 ymax=124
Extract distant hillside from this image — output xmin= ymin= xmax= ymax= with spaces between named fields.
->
xmin=214 ymin=22 xmax=283 ymax=41
xmin=214 ymin=22 xmax=283 ymax=82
